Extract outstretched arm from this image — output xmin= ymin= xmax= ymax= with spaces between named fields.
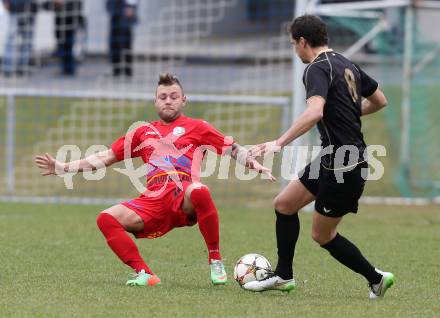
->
xmin=35 ymin=149 xmax=119 ymax=176
xmin=250 ymin=96 xmax=325 ymax=157
xmin=361 ymin=87 xmax=388 ymax=116
xmin=226 ymin=143 xmax=276 ymax=181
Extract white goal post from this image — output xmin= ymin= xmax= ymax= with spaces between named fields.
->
xmin=0 ymin=88 xmax=291 ymax=207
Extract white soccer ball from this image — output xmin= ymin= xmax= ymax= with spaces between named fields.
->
xmin=233 ymin=253 xmax=272 ymax=287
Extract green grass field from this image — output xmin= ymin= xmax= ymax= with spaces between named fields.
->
xmin=1 ymin=202 xmax=439 ymax=318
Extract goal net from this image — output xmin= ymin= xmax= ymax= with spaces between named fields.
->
xmin=0 ymin=0 xmax=294 ymax=207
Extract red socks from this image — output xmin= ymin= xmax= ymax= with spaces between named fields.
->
xmin=190 ymin=186 xmax=221 ymax=262
xmin=97 ymin=187 xmax=220 ymax=270
xmin=96 ymin=213 xmax=152 ymax=274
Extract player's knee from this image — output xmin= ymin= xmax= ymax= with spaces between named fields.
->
xmin=189 ymin=184 xmax=215 ymax=211
xmin=311 ymin=229 xmax=332 ymax=245
xmin=190 ymin=182 xmax=210 ymax=195
xmin=273 ymin=195 xmax=292 ymax=214
xmin=96 ymin=212 xmax=116 ymax=233
xmin=96 ymin=213 xmax=107 ymax=230
xmin=190 ymin=184 xmax=211 ymax=200
xmin=189 ymin=182 xmax=208 ymax=191
xmin=311 ymin=230 xmax=323 ymax=244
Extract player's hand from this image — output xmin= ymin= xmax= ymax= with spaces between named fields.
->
xmin=34 ymin=153 xmax=65 ymax=176
xmin=260 ymin=166 xmax=276 ymax=182
xmin=249 ymin=160 xmax=276 ymax=182
xmin=249 ymin=140 xmax=282 ymax=158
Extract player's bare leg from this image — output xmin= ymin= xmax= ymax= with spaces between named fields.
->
xmin=310 ymin=212 xmax=342 ymax=245
xmin=183 ymin=182 xmax=227 ymax=285
xmin=244 ymin=179 xmax=314 ymax=292
xmin=96 ymin=204 xmax=161 ymax=286
xmin=274 ymin=178 xmax=316 ymax=215
xmin=314 ymin=212 xmax=394 ymax=298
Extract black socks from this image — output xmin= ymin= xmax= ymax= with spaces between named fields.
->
xmin=272 ymin=210 xmax=382 ymax=284
xmin=321 ymin=233 xmax=382 ymax=285
xmin=274 ymin=210 xmax=300 ymax=280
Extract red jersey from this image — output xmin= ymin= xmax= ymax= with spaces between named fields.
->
xmin=111 ymin=115 xmax=234 ymax=191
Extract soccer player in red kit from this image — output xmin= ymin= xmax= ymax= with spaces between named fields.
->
xmin=35 ymin=73 xmax=274 ymax=287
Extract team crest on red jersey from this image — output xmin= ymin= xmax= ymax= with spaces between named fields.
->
xmin=173 ymin=126 xmax=185 ymax=136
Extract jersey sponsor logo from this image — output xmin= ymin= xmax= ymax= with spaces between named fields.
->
xmin=148 ymin=154 xmax=191 ymax=174
xmin=118 ymin=122 xmax=193 ymax=196
xmin=173 ymin=126 xmax=185 ymax=136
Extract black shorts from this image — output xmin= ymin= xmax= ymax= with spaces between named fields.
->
xmin=299 ymin=159 xmax=368 ymax=217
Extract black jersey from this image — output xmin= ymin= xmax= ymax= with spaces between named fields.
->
xmin=303 ymin=50 xmax=378 ymax=166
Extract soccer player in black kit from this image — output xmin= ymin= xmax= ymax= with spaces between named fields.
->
xmin=244 ymin=15 xmax=394 ymax=299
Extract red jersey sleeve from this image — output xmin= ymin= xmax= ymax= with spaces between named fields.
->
xmin=110 ymin=127 xmax=143 ymax=161
xmin=198 ymin=120 xmax=234 ymax=155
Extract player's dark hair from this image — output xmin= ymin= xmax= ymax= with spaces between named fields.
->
xmin=288 ymin=15 xmax=328 ymax=48
xmin=157 ymin=73 xmax=184 ymax=93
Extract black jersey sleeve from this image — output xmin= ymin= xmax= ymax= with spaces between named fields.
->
xmin=356 ymin=64 xmax=379 ymax=97
xmin=304 ymin=64 xmax=330 ymax=100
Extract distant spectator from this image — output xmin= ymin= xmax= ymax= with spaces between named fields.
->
xmin=106 ymin=0 xmax=138 ymax=78
xmin=43 ymin=0 xmax=84 ymax=76
xmin=384 ymin=7 xmax=404 ymax=54
xmin=1 ymin=0 xmax=37 ymax=77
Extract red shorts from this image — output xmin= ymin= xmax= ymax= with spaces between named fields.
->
xmin=121 ymin=181 xmax=197 ymax=239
